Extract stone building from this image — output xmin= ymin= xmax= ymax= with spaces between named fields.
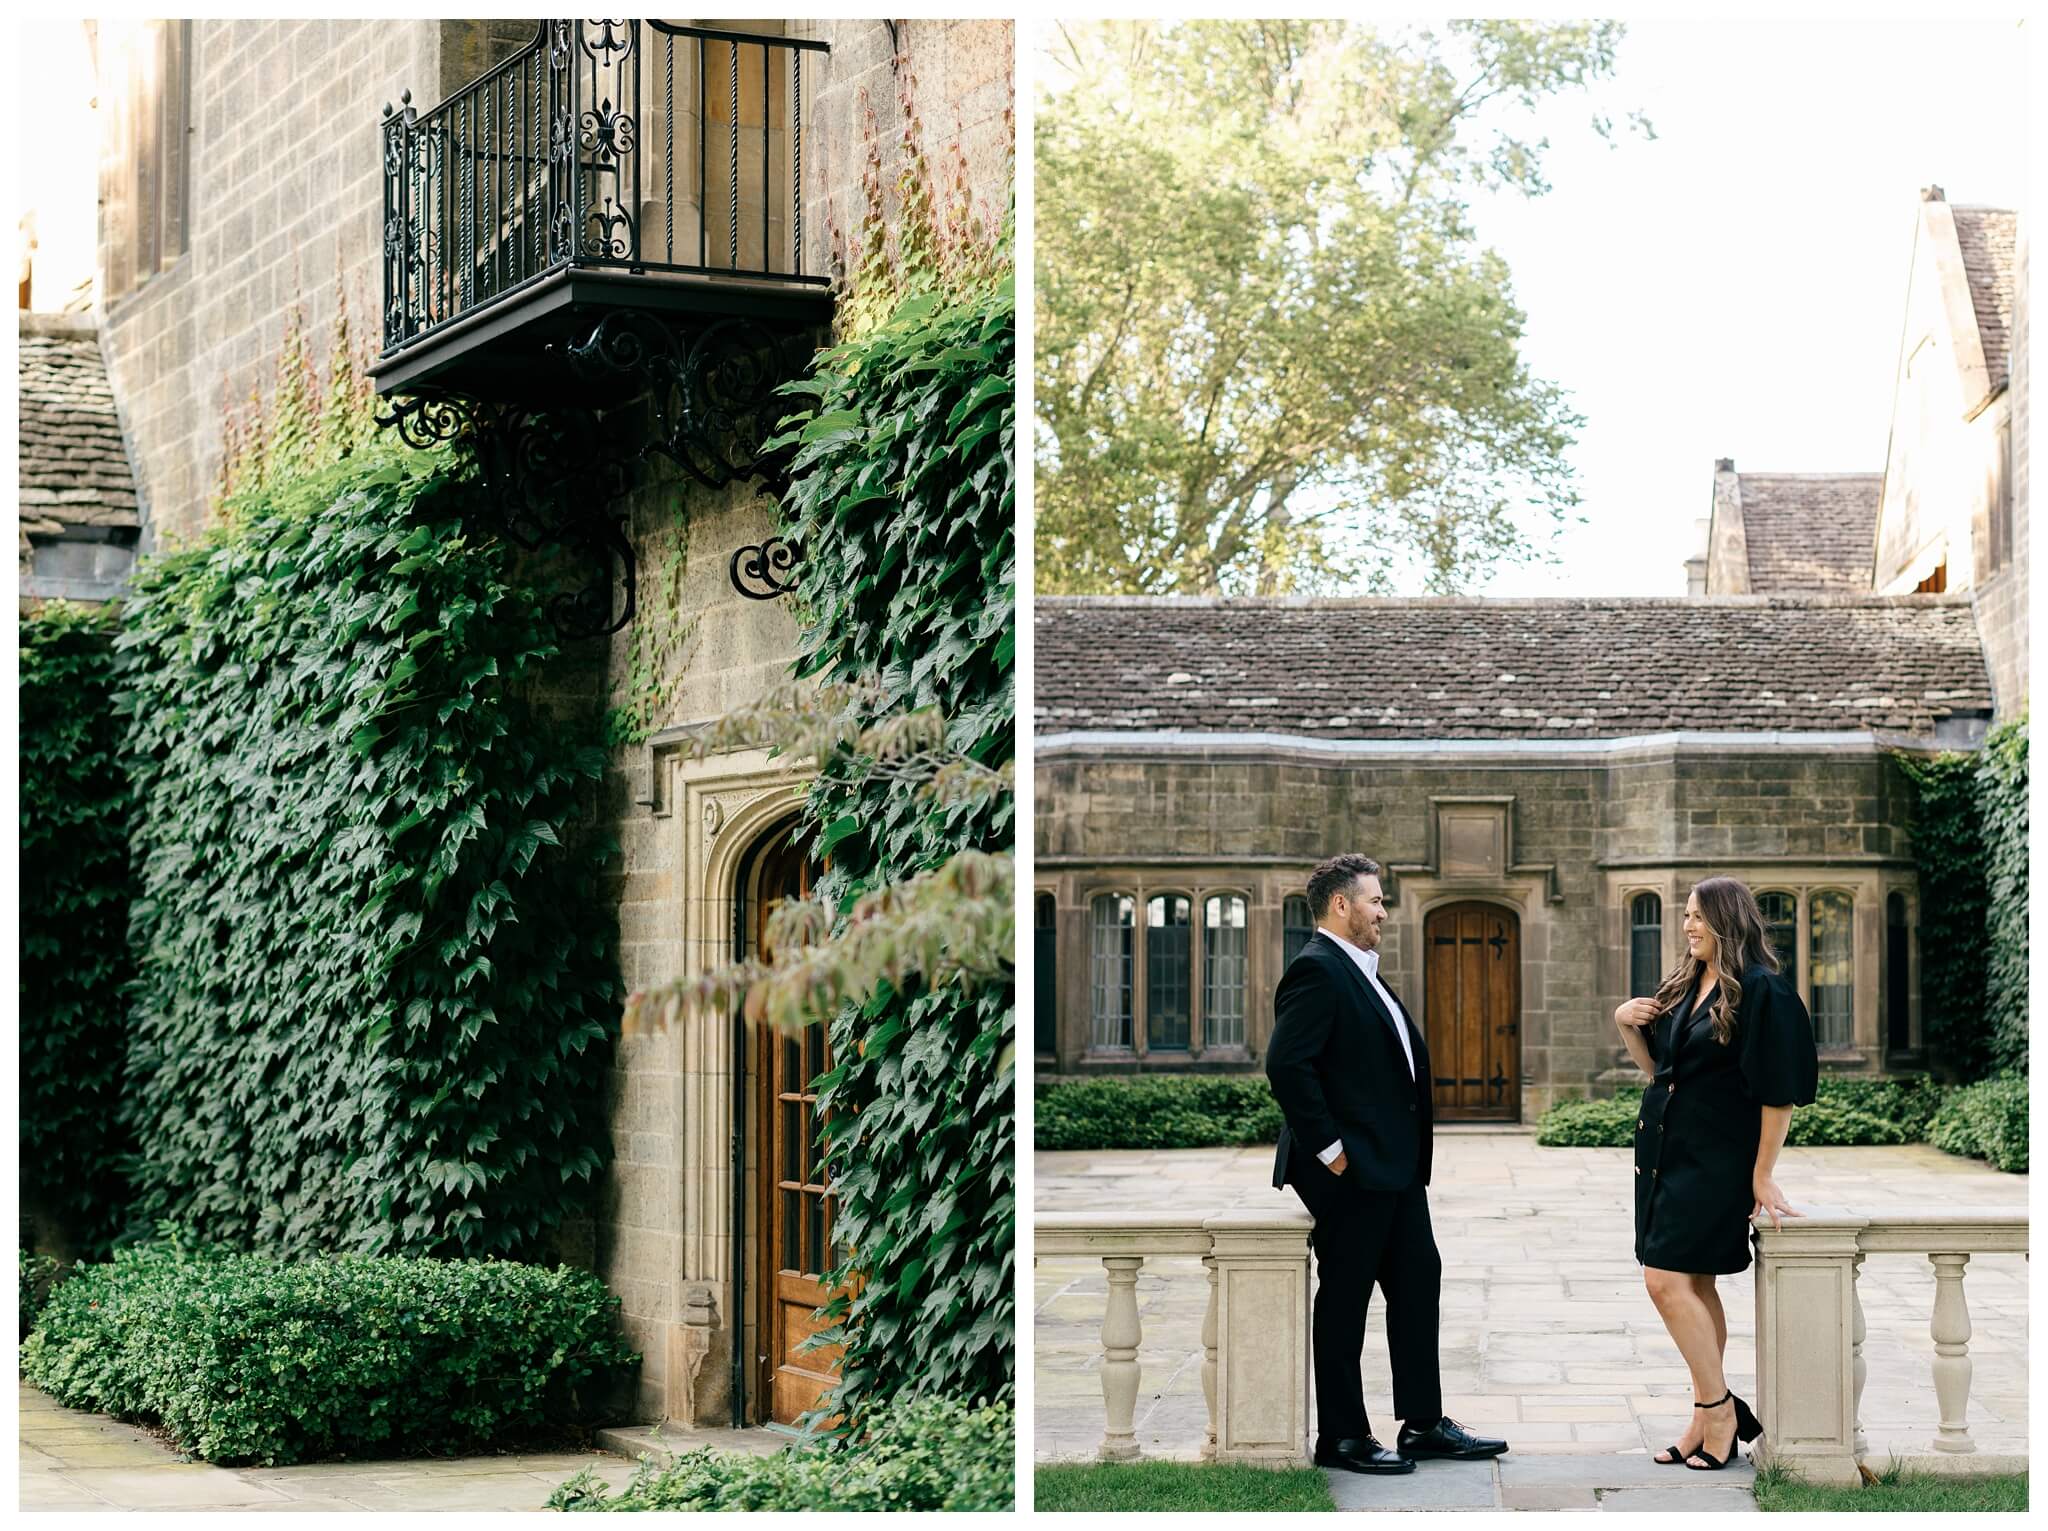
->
xmin=17 ymin=311 xmax=141 ymax=602
xmin=79 ymin=16 xmax=1012 ymax=1433
xmin=1034 ymin=190 xmax=2026 ymax=1116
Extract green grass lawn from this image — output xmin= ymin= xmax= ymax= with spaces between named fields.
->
xmin=1035 ymin=1460 xmax=1335 ymax=1512
xmin=1753 ymin=1462 xmax=2027 ymax=1513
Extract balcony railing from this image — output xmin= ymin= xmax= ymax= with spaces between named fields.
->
xmin=380 ymin=20 xmax=829 ymax=360
xmin=1035 ymin=1211 xmax=1313 ymax=1466
xmin=1751 ymin=1208 xmax=2029 ymax=1484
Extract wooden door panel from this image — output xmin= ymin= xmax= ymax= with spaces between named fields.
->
xmin=751 ymin=828 xmax=847 ymax=1428
xmin=1424 ymin=902 xmax=1520 ymax=1122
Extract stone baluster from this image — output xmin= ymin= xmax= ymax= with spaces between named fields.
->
xmin=1201 ymin=1254 xmax=1219 ymax=1459
xmin=1848 ymin=1252 xmax=1868 ymax=1456
xmin=1099 ymin=1255 xmax=1145 ymax=1460
xmin=1928 ymin=1252 xmax=1975 ymax=1453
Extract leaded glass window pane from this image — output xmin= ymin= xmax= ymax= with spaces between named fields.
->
xmin=1203 ymin=894 xmax=1248 ymax=1049
xmin=1283 ymin=894 xmax=1312 ymax=970
xmin=1090 ymin=894 xmax=1133 ymax=1048
xmin=1629 ymin=892 xmax=1663 ymax=997
xmin=1146 ymin=894 xmax=1191 ymax=1051
xmin=1758 ymin=890 xmax=1798 ymax=993
xmin=1810 ymin=891 xmax=1854 ymax=1048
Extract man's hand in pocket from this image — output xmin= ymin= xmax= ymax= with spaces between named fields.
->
xmin=1328 ymin=1151 xmax=1348 ymax=1176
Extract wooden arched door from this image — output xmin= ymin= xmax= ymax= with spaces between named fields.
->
xmin=1422 ymin=902 xmax=1521 ymax=1121
xmin=749 ymin=824 xmax=844 ymax=1426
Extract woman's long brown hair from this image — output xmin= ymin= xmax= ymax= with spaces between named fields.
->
xmin=1648 ymin=877 xmax=1781 ymax=1044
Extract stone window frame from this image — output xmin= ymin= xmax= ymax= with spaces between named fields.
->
xmin=1079 ymin=875 xmax=1259 ymax=1062
xmin=1627 ymin=891 xmax=1664 ymax=997
xmin=1604 ymin=868 xmax=1908 ymax=1068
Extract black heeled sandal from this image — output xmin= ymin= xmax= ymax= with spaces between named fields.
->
xmin=1653 ymin=1394 xmax=1727 ymax=1465
xmin=1683 ymin=1392 xmax=1742 ymax=1470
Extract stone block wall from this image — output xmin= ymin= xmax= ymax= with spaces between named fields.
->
xmin=1036 ymin=740 xmax=1923 ymax=1111
xmin=95 ymin=21 xmax=532 ymax=549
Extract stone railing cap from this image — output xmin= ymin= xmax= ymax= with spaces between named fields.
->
xmin=1035 ymin=1211 xmax=1211 ymax=1233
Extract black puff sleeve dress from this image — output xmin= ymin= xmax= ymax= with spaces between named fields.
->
xmin=1633 ymin=962 xmax=1819 ymax=1274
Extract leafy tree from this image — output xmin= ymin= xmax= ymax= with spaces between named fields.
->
xmin=1036 ymin=19 xmax=1644 ymax=595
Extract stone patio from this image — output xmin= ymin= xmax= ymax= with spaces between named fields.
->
xmin=16 ymin=1380 xmax=785 ymax=1513
xmin=1034 ymin=1132 xmax=2027 ymax=1509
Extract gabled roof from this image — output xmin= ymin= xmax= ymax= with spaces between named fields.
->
xmin=1950 ymin=206 xmax=2018 ymax=393
xmin=1737 ymin=473 xmax=1880 ymax=593
xmin=1035 ymin=596 xmax=1992 ymax=742
xmin=18 ymin=312 xmax=140 ymax=551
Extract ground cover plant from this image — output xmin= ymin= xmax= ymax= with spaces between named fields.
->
xmin=1751 ymin=1459 xmax=2026 ymax=1513
xmin=116 ymin=444 xmax=618 ymax=1257
xmin=1033 ymin=1461 xmax=1336 ymax=1512
xmin=1036 ymin=1075 xmax=1285 ymax=1150
xmin=547 ymin=1395 xmax=1012 ymax=1512
xmin=21 ymin=1235 xmax=636 ymax=1465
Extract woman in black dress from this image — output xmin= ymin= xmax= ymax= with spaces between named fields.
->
xmin=1612 ymin=876 xmax=1817 ymax=1471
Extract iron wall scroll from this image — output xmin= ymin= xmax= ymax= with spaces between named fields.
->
xmin=729 ymin=537 xmax=803 ymax=600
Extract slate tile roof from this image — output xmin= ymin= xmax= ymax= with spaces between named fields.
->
xmin=18 ymin=314 xmax=139 ymax=554
xmin=1951 ymin=206 xmax=2018 ymax=392
xmin=1738 ymin=473 xmax=1880 ymax=593
xmin=1035 ymin=596 xmax=1992 ymax=741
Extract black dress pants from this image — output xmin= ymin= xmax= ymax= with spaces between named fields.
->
xmin=1287 ymin=1149 xmax=1444 ymax=1442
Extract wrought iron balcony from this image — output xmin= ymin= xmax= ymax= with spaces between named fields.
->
xmin=370 ymin=21 xmax=836 ymax=639
xmin=375 ymin=20 xmax=831 ymax=396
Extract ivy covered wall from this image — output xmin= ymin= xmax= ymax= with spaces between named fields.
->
xmin=117 ymin=447 xmax=620 ymax=1257
xmin=20 ymin=603 xmax=135 ymax=1257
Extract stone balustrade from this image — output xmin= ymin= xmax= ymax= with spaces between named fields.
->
xmin=1035 ymin=1210 xmax=1313 ymax=1466
xmin=1752 ymin=1208 xmax=2028 ymax=1485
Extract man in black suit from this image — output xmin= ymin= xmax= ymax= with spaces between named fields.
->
xmin=1266 ymin=853 xmax=1509 ymax=1475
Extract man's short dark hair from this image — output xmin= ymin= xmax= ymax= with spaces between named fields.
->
xmin=1307 ymin=854 xmax=1383 ymax=919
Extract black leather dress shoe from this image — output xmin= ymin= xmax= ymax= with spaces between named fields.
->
xmin=1398 ymin=1416 xmax=1509 ymax=1460
xmin=1313 ymin=1436 xmax=1417 ymax=1474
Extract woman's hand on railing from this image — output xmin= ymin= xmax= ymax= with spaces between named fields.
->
xmin=1752 ymin=1175 xmax=1802 ymax=1230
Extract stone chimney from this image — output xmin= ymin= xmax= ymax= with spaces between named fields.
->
xmin=1703 ymin=458 xmax=1749 ymax=595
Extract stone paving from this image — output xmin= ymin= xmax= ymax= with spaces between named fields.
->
xmin=16 ymin=1380 xmax=785 ymax=1513
xmin=1034 ymin=1132 xmax=2028 ymax=1510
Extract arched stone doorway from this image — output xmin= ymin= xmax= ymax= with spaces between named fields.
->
xmin=1422 ymin=901 xmax=1522 ymax=1122
xmin=735 ymin=816 xmax=844 ymax=1429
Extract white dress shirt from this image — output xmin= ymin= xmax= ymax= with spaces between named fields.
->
xmin=1318 ymin=929 xmax=1417 ymax=1165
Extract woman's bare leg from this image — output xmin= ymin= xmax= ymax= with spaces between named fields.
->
xmin=1692 ymin=1273 xmax=1727 ymax=1358
xmin=1644 ymin=1267 xmax=1731 ymax=1462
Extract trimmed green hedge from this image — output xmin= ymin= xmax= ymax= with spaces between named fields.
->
xmin=20 ymin=602 xmax=134 ymax=1256
xmin=1928 ymin=1074 xmax=2027 ymax=1174
xmin=21 ymin=1237 xmax=637 ymax=1465
xmin=1036 ymin=1076 xmax=1284 ymax=1150
xmin=1534 ymin=1077 xmax=1948 ymax=1150
xmin=548 ymin=1395 xmax=1013 ymax=1512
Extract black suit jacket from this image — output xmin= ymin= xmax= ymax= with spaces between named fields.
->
xmin=1265 ymin=929 xmax=1434 ymax=1193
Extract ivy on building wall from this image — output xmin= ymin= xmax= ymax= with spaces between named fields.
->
xmin=771 ymin=268 xmax=1016 ymax=1413
xmin=759 ymin=58 xmax=1016 ymax=1415
xmin=1976 ymin=718 xmax=2027 ymax=1075
xmin=1895 ymin=717 xmax=2028 ymax=1081
xmin=117 ymin=444 xmax=620 ymax=1257
xmin=20 ymin=602 xmax=135 ymax=1257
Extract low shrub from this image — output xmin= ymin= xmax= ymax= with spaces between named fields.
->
xmin=1783 ymin=1102 xmax=1910 ymax=1147
xmin=1532 ymin=1089 xmax=1643 ymax=1147
xmin=1807 ymin=1075 xmax=1951 ymax=1139
xmin=1927 ymin=1074 xmax=2028 ymax=1174
xmin=1035 ymin=1076 xmax=1284 ymax=1151
xmin=20 ymin=1238 xmax=638 ymax=1465
xmin=19 ymin=1250 xmax=69 ymax=1341
xmin=1535 ymin=1077 xmax=1950 ymax=1150
xmin=548 ymin=1395 xmax=1013 ymax=1512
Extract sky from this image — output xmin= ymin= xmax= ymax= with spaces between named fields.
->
xmin=1421 ymin=17 xmax=2029 ymax=596
xmin=1035 ymin=14 xmax=2030 ymax=599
